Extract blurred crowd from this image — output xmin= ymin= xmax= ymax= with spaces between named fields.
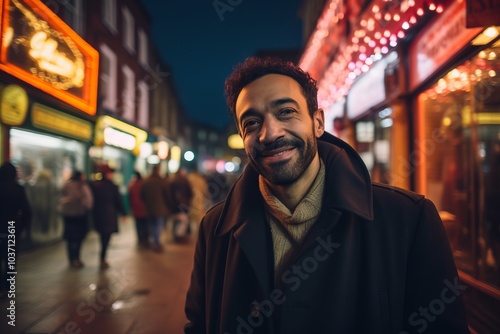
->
xmin=0 ymin=160 xmax=239 ymax=280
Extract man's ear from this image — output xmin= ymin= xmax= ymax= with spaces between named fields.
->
xmin=313 ymin=108 xmax=325 ymax=138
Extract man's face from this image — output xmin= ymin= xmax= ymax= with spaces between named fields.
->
xmin=235 ymin=74 xmax=324 ymax=185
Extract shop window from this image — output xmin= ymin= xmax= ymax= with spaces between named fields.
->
xmin=419 ymin=45 xmax=500 ymax=289
xmin=102 ymin=0 xmax=117 ymax=33
xmin=9 ymin=129 xmax=86 ymax=244
xmin=121 ymin=65 xmax=135 ymax=121
xmin=122 ymin=7 xmax=135 ymax=53
xmin=99 ymin=44 xmax=117 ymax=111
xmin=355 ymin=109 xmax=392 ymax=184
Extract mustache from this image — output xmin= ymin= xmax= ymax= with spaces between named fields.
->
xmin=254 ymin=138 xmax=303 ymax=157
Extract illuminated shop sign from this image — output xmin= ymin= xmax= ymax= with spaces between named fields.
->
xmin=0 ymin=0 xmax=99 ymax=115
xmin=103 ymin=127 xmax=136 ymax=151
xmin=31 ymin=103 xmax=92 ymax=141
xmin=409 ymin=0 xmax=481 ymax=91
xmin=0 ymin=84 xmax=28 ymax=126
xmin=95 ymin=116 xmax=148 ymax=155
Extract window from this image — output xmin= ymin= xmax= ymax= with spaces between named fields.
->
xmin=121 ymin=65 xmax=135 ymax=121
xmin=138 ymin=29 xmax=148 ymax=67
xmin=99 ymin=44 xmax=117 ymax=111
xmin=209 ymin=133 xmax=219 ymax=142
xmin=58 ymin=0 xmax=83 ymax=35
xmin=122 ymin=7 xmax=135 ymax=53
xmin=138 ymin=81 xmax=149 ymax=129
xmin=10 ymin=129 xmax=86 ymax=243
xmin=102 ymin=0 xmax=117 ymax=32
xmin=418 ymin=46 xmax=500 ymax=289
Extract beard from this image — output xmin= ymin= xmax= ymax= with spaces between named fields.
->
xmin=247 ymin=132 xmax=317 ymax=186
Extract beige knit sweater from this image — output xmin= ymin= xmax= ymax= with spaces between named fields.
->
xmin=259 ymin=160 xmax=325 ymax=279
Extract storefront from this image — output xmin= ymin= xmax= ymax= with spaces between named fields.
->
xmin=90 ymin=115 xmax=148 ymax=210
xmin=0 ymin=0 xmax=98 ymax=247
xmin=345 ymin=51 xmax=409 ymax=188
xmin=1 ymin=94 xmax=94 ymax=244
xmin=409 ymin=1 xmax=500 ymax=332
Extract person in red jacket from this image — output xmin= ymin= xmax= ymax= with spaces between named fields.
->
xmin=128 ymin=171 xmax=149 ymax=248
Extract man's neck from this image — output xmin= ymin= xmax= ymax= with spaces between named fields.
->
xmin=264 ymin=153 xmax=321 ymax=212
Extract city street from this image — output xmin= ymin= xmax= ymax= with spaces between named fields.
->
xmin=0 ymin=219 xmax=195 ymax=334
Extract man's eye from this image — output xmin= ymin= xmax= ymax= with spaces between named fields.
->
xmin=280 ymin=108 xmax=296 ymax=116
xmin=243 ymin=120 xmax=259 ymax=129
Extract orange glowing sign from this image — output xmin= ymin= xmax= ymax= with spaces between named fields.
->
xmin=0 ymin=0 xmax=99 ymax=115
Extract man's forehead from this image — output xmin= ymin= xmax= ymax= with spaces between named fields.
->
xmin=236 ymin=74 xmax=303 ymax=110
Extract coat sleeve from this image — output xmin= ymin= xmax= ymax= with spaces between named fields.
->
xmin=402 ymin=198 xmax=470 ymax=333
xmin=184 ymin=217 xmax=207 ymax=334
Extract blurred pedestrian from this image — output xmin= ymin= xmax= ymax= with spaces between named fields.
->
xmin=59 ymin=170 xmax=93 ymax=268
xmin=128 ymin=171 xmax=149 ymax=248
xmin=0 ymin=162 xmax=31 ymax=297
xmin=90 ymin=165 xmax=126 ymax=269
xmin=187 ymin=168 xmax=210 ymax=229
xmin=167 ymin=169 xmax=194 ymax=243
xmin=141 ymin=164 xmax=169 ymax=252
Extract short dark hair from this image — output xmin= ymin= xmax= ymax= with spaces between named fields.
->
xmin=224 ymin=57 xmax=318 ymax=120
xmin=70 ymin=170 xmax=83 ymax=181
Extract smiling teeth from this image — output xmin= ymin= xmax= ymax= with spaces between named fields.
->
xmin=273 ymin=151 xmax=285 ymax=156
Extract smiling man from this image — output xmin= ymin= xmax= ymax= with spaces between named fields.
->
xmin=184 ymin=57 xmax=470 ymax=334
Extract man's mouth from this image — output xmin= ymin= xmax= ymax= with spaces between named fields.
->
xmin=259 ymin=147 xmax=295 ymax=161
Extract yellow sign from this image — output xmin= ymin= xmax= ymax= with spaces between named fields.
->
xmin=95 ymin=116 xmax=148 ymax=155
xmin=0 ymin=85 xmax=29 ymax=126
xmin=32 ymin=103 xmax=92 ymax=141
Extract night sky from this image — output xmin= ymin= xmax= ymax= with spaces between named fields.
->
xmin=140 ymin=0 xmax=304 ymax=129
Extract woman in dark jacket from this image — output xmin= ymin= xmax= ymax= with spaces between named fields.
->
xmin=90 ymin=165 xmax=126 ymax=269
xmin=59 ymin=170 xmax=93 ymax=268
xmin=0 ymin=162 xmax=31 ymax=295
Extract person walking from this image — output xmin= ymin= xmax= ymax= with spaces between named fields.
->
xmin=90 ymin=165 xmax=126 ymax=269
xmin=141 ymin=164 xmax=169 ymax=252
xmin=167 ymin=169 xmax=194 ymax=243
xmin=59 ymin=170 xmax=93 ymax=268
xmin=0 ymin=162 xmax=31 ymax=297
xmin=184 ymin=57 xmax=470 ymax=333
xmin=128 ymin=171 xmax=149 ymax=247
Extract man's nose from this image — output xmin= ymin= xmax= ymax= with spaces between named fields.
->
xmin=259 ymin=116 xmax=284 ymax=145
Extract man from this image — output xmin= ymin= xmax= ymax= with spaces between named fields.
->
xmin=184 ymin=57 xmax=470 ymax=334
xmin=141 ymin=164 xmax=170 ymax=252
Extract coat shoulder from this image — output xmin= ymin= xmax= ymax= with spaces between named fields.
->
xmin=372 ymin=182 xmax=425 ymax=203
xmin=200 ymin=201 xmax=225 ymax=235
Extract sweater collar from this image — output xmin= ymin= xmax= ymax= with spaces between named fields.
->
xmin=215 ymin=132 xmax=374 ymax=237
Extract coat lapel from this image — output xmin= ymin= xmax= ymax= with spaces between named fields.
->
xmin=215 ymin=166 xmax=273 ymax=296
xmin=233 ymin=211 xmax=272 ymax=296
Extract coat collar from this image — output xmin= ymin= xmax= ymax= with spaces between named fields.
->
xmin=214 ymin=132 xmax=374 ymax=237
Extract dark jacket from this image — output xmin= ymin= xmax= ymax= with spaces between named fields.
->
xmin=91 ymin=179 xmax=125 ymax=235
xmin=0 ymin=163 xmax=31 ymax=237
xmin=167 ymin=173 xmax=194 ymax=214
xmin=184 ymin=133 xmax=469 ymax=334
xmin=141 ymin=173 xmax=170 ymax=218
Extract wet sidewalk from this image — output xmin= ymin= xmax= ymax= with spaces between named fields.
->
xmin=0 ymin=218 xmax=196 ymax=334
